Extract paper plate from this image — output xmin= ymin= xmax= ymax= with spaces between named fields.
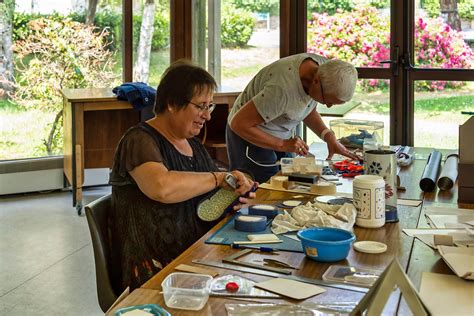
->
xmin=353 ymin=241 xmax=387 ymax=254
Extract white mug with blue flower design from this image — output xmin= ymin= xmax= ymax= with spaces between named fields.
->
xmin=363 ymin=149 xmax=398 ymax=222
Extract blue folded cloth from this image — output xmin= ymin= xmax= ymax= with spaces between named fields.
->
xmin=112 ymin=82 xmax=156 ymax=110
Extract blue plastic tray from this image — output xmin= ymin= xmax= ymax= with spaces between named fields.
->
xmin=205 ymin=208 xmax=303 ymax=253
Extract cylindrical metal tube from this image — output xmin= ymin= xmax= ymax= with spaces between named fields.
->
xmin=437 ymin=154 xmax=459 ymax=190
xmin=419 ymin=150 xmax=442 ymax=192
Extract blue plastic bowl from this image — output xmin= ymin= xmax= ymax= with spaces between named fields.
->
xmin=297 ymin=227 xmax=355 ymax=262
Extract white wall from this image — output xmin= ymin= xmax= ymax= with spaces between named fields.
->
xmin=0 ymin=168 xmax=109 ymax=195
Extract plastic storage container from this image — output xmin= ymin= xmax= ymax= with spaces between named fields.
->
xmin=161 ymin=272 xmax=212 ymax=311
xmin=280 ymin=157 xmax=324 ymax=175
xmin=330 ymin=119 xmax=384 ymax=149
xmin=322 ymin=265 xmax=382 ymax=287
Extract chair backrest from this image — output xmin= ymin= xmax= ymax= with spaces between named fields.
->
xmin=85 ymin=194 xmax=119 ymax=312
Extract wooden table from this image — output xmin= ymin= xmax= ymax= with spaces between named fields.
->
xmin=62 ymin=88 xmax=239 ymax=215
xmin=106 ymin=202 xmax=420 ymax=314
xmin=104 ymin=145 xmax=474 ymax=315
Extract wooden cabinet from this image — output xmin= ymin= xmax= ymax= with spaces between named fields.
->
xmin=62 ymin=88 xmax=140 ymax=214
xmin=62 ymin=88 xmax=238 ymax=214
xmin=198 ymin=90 xmax=239 ymax=167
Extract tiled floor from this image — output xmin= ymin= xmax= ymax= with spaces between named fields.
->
xmin=0 ymin=187 xmax=110 ymax=315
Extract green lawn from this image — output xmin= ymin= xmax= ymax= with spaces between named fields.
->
xmin=415 ymin=94 xmax=473 ymax=113
xmin=354 ymin=94 xmax=474 ymax=114
xmin=413 ymin=94 xmax=473 ymax=148
xmin=0 ymin=99 xmax=56 ymax=160
xmin=113 ymin=50 xmax=170 ymax=88
xmin=222 ymin=64 xmax=266 ymax=78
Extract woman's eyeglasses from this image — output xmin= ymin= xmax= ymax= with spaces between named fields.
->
xmin=189 ymin=101 xmax=216 ymax=114
xmin=320 ymin=81 xmax=326 ymax=105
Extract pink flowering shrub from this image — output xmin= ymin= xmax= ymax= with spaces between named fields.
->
xmin=414 ymin=17 xmax=472 ymax=90
xmin=308 ymin=7 xmax=390 ymax=67
xmin=307 ymin=7 xmax=473 ymax=91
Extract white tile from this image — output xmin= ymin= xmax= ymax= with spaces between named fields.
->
xmin=0 ymin=187 xmax=110 ymax=315
xmin=0 ymin=245 xmax=102 ymax=315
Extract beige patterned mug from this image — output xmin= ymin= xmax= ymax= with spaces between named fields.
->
xmin=353 ymin=175 xmax=386 ymax=228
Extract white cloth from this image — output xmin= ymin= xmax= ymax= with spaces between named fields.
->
xmin=271 ymin=202 xmax=357 ymax=235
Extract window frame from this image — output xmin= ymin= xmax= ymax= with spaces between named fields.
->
xmin=298 ymin=0 xmax=473 ymax=146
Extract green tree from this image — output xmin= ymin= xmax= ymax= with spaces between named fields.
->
xmin=221 ymin=3 xmax=255 ymax=48
xmin=0 ymin=0 xmax=15 ymax=99
xmin=233 ymin=0 xmax=279 ymax=15
xmin=422 ymin=0 xmax=441 ymax=17
xmin=458 ymin=0 xmax=474 ymax=20
xmin=87 ymin=0 xmax=99 ymax=24
xmin=134 ymin=0 xmax=156 ymax=83
xmin=423 ymin=0 xmax=473 ymax=20
xmin=308 ymin=0 xmax=354 ymax=16
xmin=369 ymin=0 xmax=389 ymax=9
xmin=13 ymin=18 xmax=118 ymax=155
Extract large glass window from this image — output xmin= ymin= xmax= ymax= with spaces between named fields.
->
xmin=1 ymin=1 xmax=173 ymax=161
xmin=415 ymin=0 xmax=473 ymax=70
xmin=305 ymin=1 xmax=391 ymax=147
xmin=413 ymin=1 xmax=474 ymax=148
xmin=307 ymin=0 xmax=391 ymax=68
xmin=220 ymin=0 xmax=280 ymax=90
xmin=305 ymin=0 xmax=473 ymax=149
xmin=414 ymin=80 xmax=473 ymax=149
xmin=1 ymin=1 xmax=123 ymax=160
xmin=192 ymin=0 xmax=280 ymax=90
xmin=306 ymin=79 xmax=390 ymax=147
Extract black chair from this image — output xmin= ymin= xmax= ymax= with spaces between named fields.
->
xmin=85 ymin=194 xmax=121 ymax=312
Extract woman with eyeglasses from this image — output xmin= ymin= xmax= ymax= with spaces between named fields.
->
xmin=226 ymin=53 xmax=360 ymax=183
xmin=109 ymin=61 xmax=255 ymax=291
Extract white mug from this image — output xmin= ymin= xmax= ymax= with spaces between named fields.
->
xmin=364 ymin=149 xmax=398 ymax=222
xmin=353 ymin=175 xmax=386 ymax=228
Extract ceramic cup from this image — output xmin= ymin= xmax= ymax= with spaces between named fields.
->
xmin=364 ymin=149 xmax=398 ymax=222
xmin=353 ymin=175 xmax=386 ymax=228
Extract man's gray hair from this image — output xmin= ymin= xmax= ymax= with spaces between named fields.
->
xmin=318 ymin=60 xmax=358 ymax=102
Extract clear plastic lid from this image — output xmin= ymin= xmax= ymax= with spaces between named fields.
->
xmin=322 ymin=265 xmax=382 ymax=287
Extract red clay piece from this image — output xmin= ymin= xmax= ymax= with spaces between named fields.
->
xmin=225 ymin=281 xmax=239 ymax=292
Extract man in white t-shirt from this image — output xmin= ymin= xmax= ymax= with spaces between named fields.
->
xmin=226 ymin=53 xmax=359 ymax=183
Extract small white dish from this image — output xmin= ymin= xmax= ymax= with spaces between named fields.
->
xmin=282 ymin=200 xmax=302 ymax=207
xmin=353 ymin=241 xmax=387 ymax=254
